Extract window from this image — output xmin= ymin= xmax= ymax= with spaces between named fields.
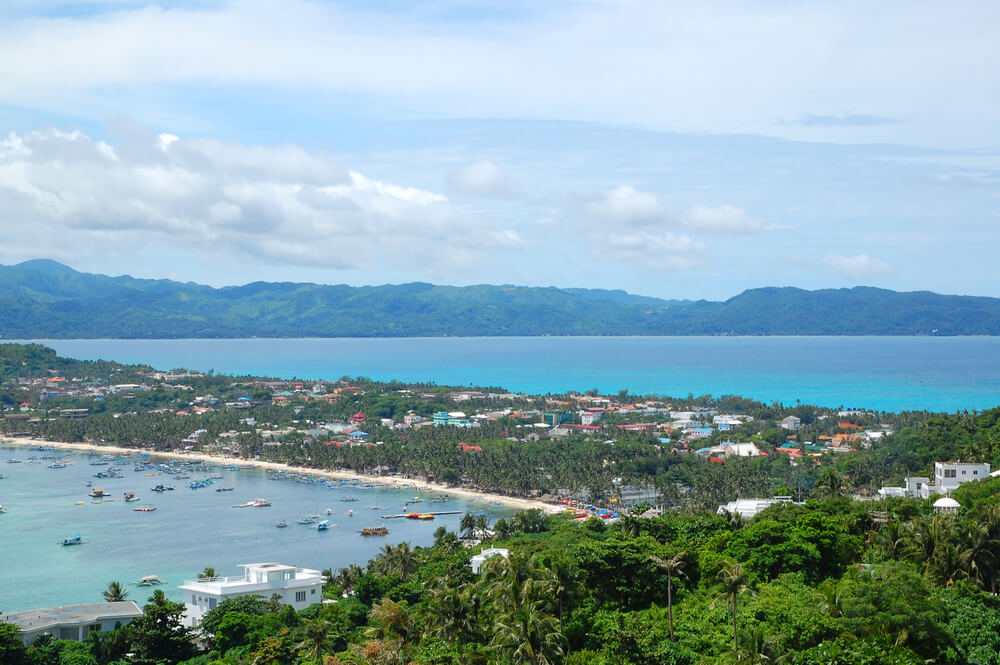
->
xmin=311 ymin=589 xmax=316 ymax=595
xmin=295 ymin=591 xmax=306 ymax=603
xmin=89 ymin=624 xmax=102 ymax=633
xmin=944 ymin=469 xmax=956 ymax=479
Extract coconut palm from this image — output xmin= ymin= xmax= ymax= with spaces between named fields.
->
xmin=650 ymin=551 xmax=687 ymax=641
xmin=717 ymin=561 xmax=752 ymax=654
xmin=871 ymin=515 xmax=907 ymax=560
xmin=460 ymin=512 xmax=477 ymax=539
xmin=103 ymin=581 xmax=128 ymax=603
xmin=423 ymin=585 xmax=476 ymax=660
xmin=492 ymin=600 xmax=566 ymax=665
xmin=294 ymin=617 xmax=331 ymax=663
xmin=198 ymin=566 xmax=216 ymax=580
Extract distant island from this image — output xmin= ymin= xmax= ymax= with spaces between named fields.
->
xmin=3 ymin=258 xmax=1000 ymax=338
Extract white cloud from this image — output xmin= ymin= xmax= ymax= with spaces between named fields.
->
xmin=447 ymin=159 xmax=519 ymax=198
xmin=575 ymin=185 xmax=703 ymax=270
xmin=0 ymin=1 xmax=996 ymax=146
xmin=0 ymin=126 xmax=521 ymax=275
xmin=683 ymin=204 xmax=773 ymax=234
xmin=823 ymin=253 xmax=892 ymax=280
xmin=583 ymin=185 xmax=666 ymax=228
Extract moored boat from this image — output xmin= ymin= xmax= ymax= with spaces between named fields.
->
xmin=317 ymin=520 xmax=331 ymax=531
xmin=137 ymin=575 xmax=165 ymax=586
xmin=133 ymin=505 xmax=157 ymax=512
xmin=360 ymin=526 xmax=390 ymax=536
xmin=62 ymin=535 xmax=83 ymax=546
xmin=88 ymin=488 xmax=110 ymax=498
xmin=123 ymin=491 xmax=140 ymax=502
xmin=275 ymin=520 xmax=288 ymax=528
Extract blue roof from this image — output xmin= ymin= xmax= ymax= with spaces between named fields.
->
xmin=349 ymin=430 xmax=368 ymax=436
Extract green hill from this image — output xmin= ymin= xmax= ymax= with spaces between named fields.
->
xmin=2 ymin=260 xmax=999 ymax=338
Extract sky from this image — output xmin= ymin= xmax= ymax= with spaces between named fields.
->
xmin=0 ymin=0 xmax=998 ymax=300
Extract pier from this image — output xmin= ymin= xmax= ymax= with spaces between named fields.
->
xmin=381 ymin=510 xmax=463 ymax=519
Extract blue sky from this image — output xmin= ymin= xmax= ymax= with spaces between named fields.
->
xmin=0 ymin=0 xmax=997 ymax=299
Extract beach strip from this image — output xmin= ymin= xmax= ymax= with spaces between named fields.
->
xmin=0 ymin=436 xmax=563 ymax=514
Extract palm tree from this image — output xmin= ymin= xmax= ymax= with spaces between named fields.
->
xmin=335 ymin=564 xmax=364 ymax=596
xmin=871 ymin=515 xmax=907 ymax=560
xmin=650 ymin=551 xmax=686 ymax=641
xmin=460 ymin=512 xmax=477 ymax=539
xmin=423 ymin=585 xmax=475 ymax=660
xmin=294 ymin=617 xmax=331 ymax=663
xmin=103 ymin=581 xmax=128 ymax=602
xmin=198 ymin=566 xmax=217 ymax=580
xmin=814 ymin=468 xmax=843 ymax=499
xmin=366 ymin=598 xmax=414 ymax=643
xmin=717 ymin=561 xmax=752 ymax=655
xmin=492 ymin=600 xmax=566 ymax=665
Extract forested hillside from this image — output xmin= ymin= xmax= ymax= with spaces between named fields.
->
xmin=3 ymin=260 xmax=1000 ymax=337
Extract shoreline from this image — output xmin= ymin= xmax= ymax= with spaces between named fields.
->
xmin=0 ymin=437 xmax=563 ymax=515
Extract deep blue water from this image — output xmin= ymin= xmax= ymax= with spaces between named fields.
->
xmin=21 ymin=336 xmax=1000 ymax=412
xmin=0 ymin=445 xmax=505 ymax=613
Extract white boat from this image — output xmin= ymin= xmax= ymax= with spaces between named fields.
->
xmin=137 ymin=575 xmax=165 ymax=586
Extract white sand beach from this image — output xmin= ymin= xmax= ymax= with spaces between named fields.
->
xmin=1 ymin=436 xmax=563 ymax=514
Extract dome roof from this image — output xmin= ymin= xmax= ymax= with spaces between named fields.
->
xmin=933 ymin=497 xmax=960 ymax=508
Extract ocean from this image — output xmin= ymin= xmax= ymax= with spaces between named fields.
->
xmin=23 ymin=336 xmax=1000 ymax=412
xmin=0 ymin=445 xmax=506 ymax=613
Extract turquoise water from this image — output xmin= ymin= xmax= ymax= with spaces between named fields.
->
xmin=0 ymin=445 xmax=504 ymax=613
xmin=26 ymin=336 xmax=1000 ymax=412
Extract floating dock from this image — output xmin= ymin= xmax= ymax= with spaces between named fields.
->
xmin=381 ymin=510 xmax=463 ymax=519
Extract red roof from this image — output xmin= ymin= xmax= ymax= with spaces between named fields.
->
xmin=457 ymin=442 xmax=482 ymax=452
xmin=709 ymin=456 xmax=726 ymax=463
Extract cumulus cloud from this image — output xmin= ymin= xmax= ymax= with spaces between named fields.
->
xmin=0 ymin=126 xmax=521 ymax=275
xmin=576 ymin=185 xmax=703 ymax=270
xmin=683 ymin=204 xmax=773 ymax=234
xmin=823 ymin=253 xmax=892 ymax=280
xmin=583 ymin=185 xmax=666 ymax=228
xmin=447 ymin=159 xmax=519 ymax=198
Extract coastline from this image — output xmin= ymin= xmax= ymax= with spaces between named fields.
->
xmin=0 ymin=436 xmax=563 ymax=515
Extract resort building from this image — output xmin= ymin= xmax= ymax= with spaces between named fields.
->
xmin=3 ymin=601 xmax=143 ymax=645
xmin=717 ymin=497 xmax=795 ymax=520
xmin=178 ymin=563 xmax=325 ymax=627
xmin=877 ymin=462 xmax=990 ymax=499
xmin=470 ymin=547 xmax=510 ymax=574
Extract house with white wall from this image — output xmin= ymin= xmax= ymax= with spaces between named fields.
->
xmin=179 ymin=563 xmax=325 ymax=627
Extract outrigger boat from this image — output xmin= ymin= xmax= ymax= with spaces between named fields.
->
xmin=360 ymin=526 xmax=390 ymax=536
xmin=88 ymin=488 xmax=110 ymax=498
xmin=133 ymin=505 xmax=157 ymax=512
xmin=275 ymin=520 xmax=289 ymax=528
xmin=62 ymin=535 xmax=84 ymax=546
xmin=150 ymin=485 xmax=174 ymax=492
xmin=317 ymin=520 xmax=331 ymax=531
xmin=137 ymin=575 xmax=165 ymax=586
xmin=122 ymin=491 xmax=140 ymax=502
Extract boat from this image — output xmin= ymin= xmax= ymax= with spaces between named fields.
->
xmin=317 ymin=520 xmax=331 ymax=531
xmin=150 ymin=485 xmax=174 ymax=492
xmin=346 ymin=509 xmax=355 ymax=516
xmin=0 ymin=504 xmax=6 ymax=514
xmin=123 ymin=491 xmax=140 ymax=502
xmin=133 ymin=505 xmax=157 ymax=512
xmin=360 ymin=526 xmax=390 ymax=536
xmin=296 ymin=516 xmax=315 ymax=525
xmin=215 ymin=487 xmax=235 ymax=492
xmin=275 ymin=520 xmax=288 ymax=528
xmin=88 ymin=488 xmax=110 ymax=498
xmin=6 ymin=459 xmax=22 ymax=464
xmin=61 ymin=535 xmax=83 ymax=546
xmin=325 ymin=508 xmax=333 ymax=515
xmin=234 ymin=498 xmax=271 ymax=508
xmin=340 ymin=496 xmax=358 ymax=502
xmin=137 ymin=575 xmax=165 ymax=586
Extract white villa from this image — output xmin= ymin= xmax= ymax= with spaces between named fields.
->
xmin=179 ymin=563 xmax=325 ymax=627
xmin=717 ymin=497 xmax=795 ymax=520
xmin=2 ymin=601 xmax=143 ymax=645
xmin=470 ymin=547 xmax=510 ymax=574
xmin=878 ymin=462 xmax=991 ymax=499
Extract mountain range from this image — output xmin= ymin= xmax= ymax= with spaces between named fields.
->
xmin=1 ymin=259 xmax=998 ymax=338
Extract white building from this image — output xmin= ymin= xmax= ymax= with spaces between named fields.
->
xmin=780 ymin=416 xmax=801 ymax=431
xmin=3 ymin=601 xmax=143 ymax=645
xmin=717 ymin=497 xmax=794 ymax=520
xmin=179 ymin=563 xmax=325 ymax=627
xmin=470 ymin=547 xmax=510 ymax=574
xmin=878 ymin=462 xmax=990 ymax=499
xmin=935 ymin=462 xmax=990 ymax=493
